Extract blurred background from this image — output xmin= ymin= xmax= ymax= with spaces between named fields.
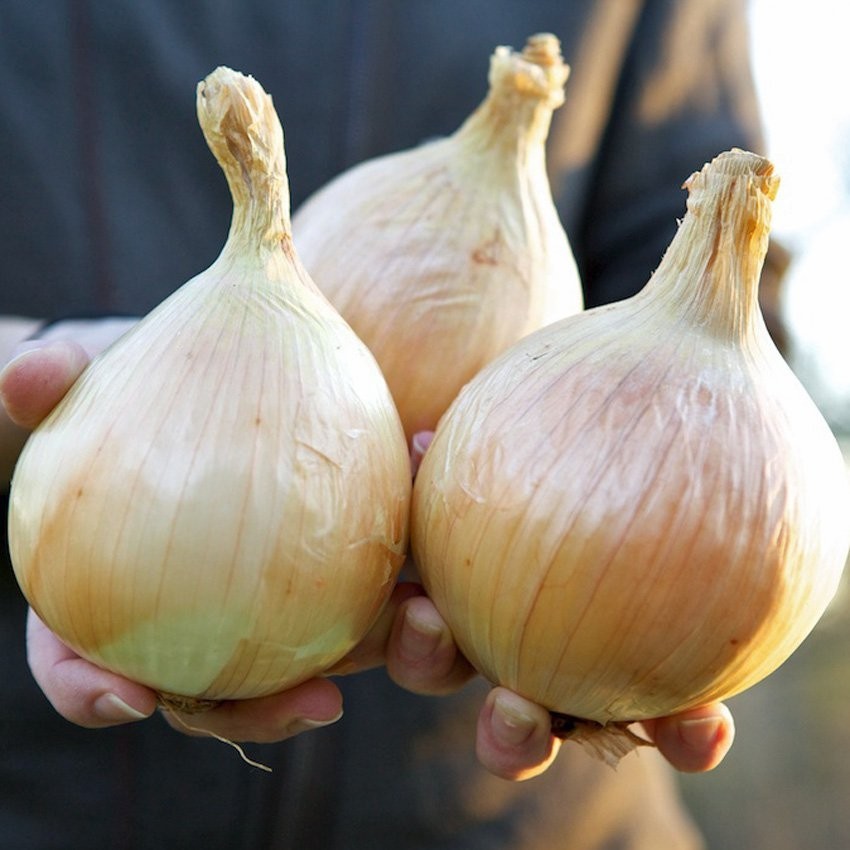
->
xmin=678 ymin=2 xmax=850 ymax=847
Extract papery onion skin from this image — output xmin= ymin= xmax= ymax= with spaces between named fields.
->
xmin=412 ymin=149 xmax=850 ymax=725
xmin=8 ymin=68 xmax=411 ymax=703
xmin=292 ymin=34 xmax=583 ymax=442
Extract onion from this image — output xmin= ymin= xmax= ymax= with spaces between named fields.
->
xmin=8 ymin=68 xmax=411 ymax=707
xmin=411 ymin=149 xmax=850 ymax=759
xmin=293 ymin=34 xmax=583 ymax=441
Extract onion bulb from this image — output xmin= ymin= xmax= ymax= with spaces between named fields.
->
xmin=412 ymin=149 xmax=850 ymax=759
xmin=293 ymin=33 xmax=583 ymax=441
xmin=8 ymin=67 xmax=411 ymax=707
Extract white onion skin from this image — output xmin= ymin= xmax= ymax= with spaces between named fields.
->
xmin=293 ymin=34 xmax=583 ymax=442
xmin=8 ymin=68 xmax=411 ymax=702
xmin=412 ymin=150 xmax=850 ymax=724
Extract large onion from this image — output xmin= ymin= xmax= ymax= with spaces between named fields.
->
xmin=8 ymin=68 xmax=411 ymax=707
xmin=293 ymin=34 xmax=583 ymax=441
xmin=412 ymin=149 xmax=850 ymax=754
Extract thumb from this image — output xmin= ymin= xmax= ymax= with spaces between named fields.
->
xmin=0 ymin=340 xmax=90 ymax=429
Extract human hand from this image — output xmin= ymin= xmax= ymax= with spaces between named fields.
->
xmin=0 ymin=330 xmax=469 ymax=751
xmin=0 ymin=331 xmax=465 ymax=746
xmin=1 ymin=328 xmax=341 ymax=741
xmin=1 ymin=331 xmax=735 ymax=776
xmin=26 ymin=578 xmax=734 ymax=773
xmin=369 ymin=588 xmax=734 ymax=781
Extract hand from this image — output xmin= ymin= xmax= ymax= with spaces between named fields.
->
xmin=342 ymin=585 xmax=733 ymax=780
xmin=0 ymin=331 xmax=467 ymax=746
xmin=376 ymin=595 xmax=734 ymax=781
xmin=1 ymin=330 xmax=342 ymax=742
xmin=0 ymin=331 xmax=471 ymax=750
xmin=0 ymin=331 xmax=735 ymax=778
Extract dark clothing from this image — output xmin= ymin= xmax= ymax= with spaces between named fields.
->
xmin=0 ymin=1 xmax=762 ymax=847
xmin=0 ymin=0 xmax=761 ymax=318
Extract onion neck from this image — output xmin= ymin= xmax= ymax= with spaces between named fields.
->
xmin=642 ymin=149 xmax=779 ymax=342
xmin=454 ymin=33 xmax=569 ymax=166
xmin=197 ymin=67 xmax=292 ymax=255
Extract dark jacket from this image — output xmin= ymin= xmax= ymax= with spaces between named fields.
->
xmin=0 ymin=1 xmax=761 ymax=847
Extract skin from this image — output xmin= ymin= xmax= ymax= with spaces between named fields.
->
xmin=0 ymin=321 xmax=734 ymax=780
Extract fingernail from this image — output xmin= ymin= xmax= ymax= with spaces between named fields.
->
xmin=492 ymin=692 xmax=538 ymax=747
xmin=399 ymin=606 xmax=443 ymax=661
xmin=678 ymin=716 xmax=723 ymax=750
xmin=94 ymin=693 xmax=151 ymax=722
xmin=10 ymin=337 xmax=81 ymax=358
xmin=288 ymin=709 xmax=343 ymax=735
xmin=411 ymin=431 xmax=433 ymax=456
xmin=9 ymin=339 xmax=48 ymax=359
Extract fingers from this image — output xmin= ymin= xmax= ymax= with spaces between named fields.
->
xmin=27 ymin=593 xmax=734 ymax=772
xmin=160 ymin=678 xmax=344 ymax=744
xmin=410 ymin=430 xmax=434 ymax=477
xmin=336 ymin=584 xmax=560 ymax=781
xmin=26 ymin=608 xmax=157 ymax=727
xmin=641 ymin=702 xmax=735 ymax=773
xmin=326 ymin=581 xmax=424 ymax=675
xmin=385 ymin=594 xmax=476 ymax=695
xmin=28 ymin=607 xmax=344 ymax=742
xmin=477 ymin=694 xmax=734 ymax=780
xmin=476 ymin=687 xmax=561 ymax=781
xmin=0 ymin=340 xmax=90 ymax=429
xmin=326 ymin=583 xmax=475 ymax=695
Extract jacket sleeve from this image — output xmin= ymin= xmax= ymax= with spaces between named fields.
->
xmin=553 ymin=0 xmax=765 ymax=308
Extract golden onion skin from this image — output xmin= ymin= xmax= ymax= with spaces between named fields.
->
xmin=412 ymin=150 xmax=850 ymax=725
xmin=293 ymin=34 xmax=583 ymax=442
xmin=8 ymin=68 xmax=411 ymax=703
